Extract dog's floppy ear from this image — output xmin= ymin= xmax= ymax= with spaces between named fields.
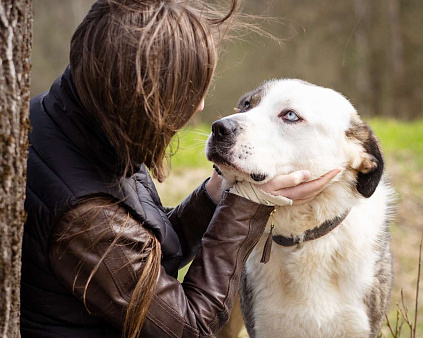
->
xmin=346 ymin=117 xmax=384 ymax=198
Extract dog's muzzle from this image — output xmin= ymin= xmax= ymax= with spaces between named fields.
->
xmin=206 ymin=119 xmax=239 ymax=165
xmin=207 ymin=118 xmax=267 ymax=182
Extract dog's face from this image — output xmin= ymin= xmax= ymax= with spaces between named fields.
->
xmin=206 ymin=79 xmax=383 ymax=198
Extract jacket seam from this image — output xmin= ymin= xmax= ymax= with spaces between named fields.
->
xmin=26 ymin=186 xmax=51 ymax=247
xmin=153 ymin=295 xmax=200 ymax=335
xmin=100 ymin=209 xmax=136 ymax=302
xmin=147 ymin=311 xmax=180 ymax=338
xmin=84 ymin=208 xmax=135 ymax=303
xmin=208 ymin=204 xmax=268 ymax=331
xmin=27 ymin=185 xmax=50 ymax=212
xmin=103 ymin=207 xmax=143 ymax=283
xmin=29 ymin=145 xmax=76 ymax=199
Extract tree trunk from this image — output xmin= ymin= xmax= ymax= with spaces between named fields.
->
xmin=0 ymin=1 xmax=32 ymax=337
xmin=353 ymin=0 xmax=372 ymax=114
xmin=389 ymin=0 xmax=406 ymax=118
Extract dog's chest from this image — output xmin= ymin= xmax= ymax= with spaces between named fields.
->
xmin=243 ymin=215 xmax=380 ymax=337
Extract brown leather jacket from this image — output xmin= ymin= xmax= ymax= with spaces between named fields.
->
xmin=50 ymin=189 xmax=272 ymax=337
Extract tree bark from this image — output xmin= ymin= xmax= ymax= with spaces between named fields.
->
xmin=0 ymin=1 xmax=32 ymax=337
xmin=353 ymin=0 xmax=372 ymax=114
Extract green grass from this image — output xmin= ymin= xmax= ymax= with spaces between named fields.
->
xmin=169 ymin=124 xmax=211 ymax=169
xmin=367 ymin=118 xmax=423 ymax=168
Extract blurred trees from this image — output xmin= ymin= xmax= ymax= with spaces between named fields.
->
xmin=31 ymin=0 xmax=92 ymax=95
xmin=31 ymin=0 xmax=423 ymax=121
xmin=208 ymin=0 xmax=423 ymax=121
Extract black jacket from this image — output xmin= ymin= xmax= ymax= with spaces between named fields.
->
xmin=21 ymin=68 xmax=213 ymax=336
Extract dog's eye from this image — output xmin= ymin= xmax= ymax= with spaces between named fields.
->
xmin=243 ymin=100 xmax=251 ymax=111
xmin=283 ymin=110 xmax=300 ymax=122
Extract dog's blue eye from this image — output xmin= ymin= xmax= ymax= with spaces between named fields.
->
xmin=284 ymin=111 xmax=300 ymax=122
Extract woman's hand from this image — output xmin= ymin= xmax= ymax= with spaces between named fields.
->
xmin=205 ymin=170 xmax=224 ymax=204
xmin=258 ymin=169 xmax=341 ymax=205
xmin=207 ymin=168 xmax=341 ymax=205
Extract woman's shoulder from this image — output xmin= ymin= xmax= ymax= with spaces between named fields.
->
xmin=53 ymin=196 xmax=156 ymax=245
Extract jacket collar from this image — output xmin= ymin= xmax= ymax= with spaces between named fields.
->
xmin=42 ymin=66 xmax=140 ymax=176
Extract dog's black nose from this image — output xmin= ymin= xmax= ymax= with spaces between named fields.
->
xmin=212 ymin=119 xmax=238 ymax=141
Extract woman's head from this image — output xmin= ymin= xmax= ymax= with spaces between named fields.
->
xmin=70 ymin=0 xmax=239 ymax=181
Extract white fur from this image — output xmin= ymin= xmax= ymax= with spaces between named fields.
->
xmin=207 ymin=79 xmax=393 ymax=337
xmin=207 ymin=80 xmax=357 ymax=184
xmin=245 ymin=183 xmax=392 ymax=337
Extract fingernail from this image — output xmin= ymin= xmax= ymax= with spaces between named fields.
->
xmin=301 ymin=170 xmax=310 ymax=181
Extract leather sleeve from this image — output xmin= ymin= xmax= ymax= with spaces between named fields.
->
xmin=50 ymin=192 xmax=272 ymax=337
xmin=166 ymin=179 xmax=218 ymax=267
xmin=50 ymin=201 xmax=153 ymax=327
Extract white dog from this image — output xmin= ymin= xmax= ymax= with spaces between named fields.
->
xmin=206 ymin=79 xmax=393 ymax=338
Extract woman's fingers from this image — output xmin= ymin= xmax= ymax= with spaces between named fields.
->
xmin=211 ymin=166 xmax=341 ymax=204
xmin=297 ymin=168 xmax=341 ymax=193
xmin=258 ymin=168 xmax=341 ymax=202
xmin=277 ymin=169 xmax=341 ymax=201
xmin=258 ymin=170 xmax=311 ymax=193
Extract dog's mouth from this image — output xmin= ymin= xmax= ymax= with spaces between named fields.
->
xmin=213 ymin=164 xmax=266 ymax=182
xmin=207 ymin=135 xmax=268 ymax=182
xmin=211 ymin=158 xmax=268 ymax=183
xmin=249 ymin=173 xmax=267 ymax=182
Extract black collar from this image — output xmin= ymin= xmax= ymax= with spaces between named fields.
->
xmin=272 ymin=210 xmax=350 ymax=247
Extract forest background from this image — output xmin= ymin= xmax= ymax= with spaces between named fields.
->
xmin=32 ymin=0 xmax=423 ymax=336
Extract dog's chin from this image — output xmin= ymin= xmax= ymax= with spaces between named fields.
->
xmin=213 ymin=162 xmax=270 ymax=185
xmin=208 ymin=147 xmax=270 ymax=183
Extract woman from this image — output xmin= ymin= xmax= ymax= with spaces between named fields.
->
xmin=21 ymin=0 xmax=339 ymax=337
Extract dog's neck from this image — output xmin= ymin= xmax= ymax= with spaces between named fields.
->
xmin=272 ymin=209 xmax=350 ymax=247
xmin=258 ymin=209 xmax=350 ymax=263
xmin=270 ymin=170 xmax=360 ymax=238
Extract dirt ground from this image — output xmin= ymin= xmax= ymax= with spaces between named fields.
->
xmin=155 ymin=156 xmax=423 ymax=337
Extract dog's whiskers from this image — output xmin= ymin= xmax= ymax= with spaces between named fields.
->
xmin=190 ymin=129 xmax=210 ymax=137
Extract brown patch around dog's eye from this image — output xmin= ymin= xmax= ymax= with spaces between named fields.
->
xmin=236 ymin=84 xmax=267 ymax=113
xmin=236 ymin=95 xmax=254 ymax=113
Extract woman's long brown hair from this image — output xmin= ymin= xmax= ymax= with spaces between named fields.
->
xmin=68 ymin=0 xmax=243 ymax=337
xmin=70 ymin=0 xmax=241 ymax=182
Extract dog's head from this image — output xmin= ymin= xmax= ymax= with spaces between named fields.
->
xmin=206 ymin=79 xmax=384 ymax=198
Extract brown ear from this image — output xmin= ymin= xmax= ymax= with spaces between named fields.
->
xmin=346 ymin=119 xmax=384 ymax=198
